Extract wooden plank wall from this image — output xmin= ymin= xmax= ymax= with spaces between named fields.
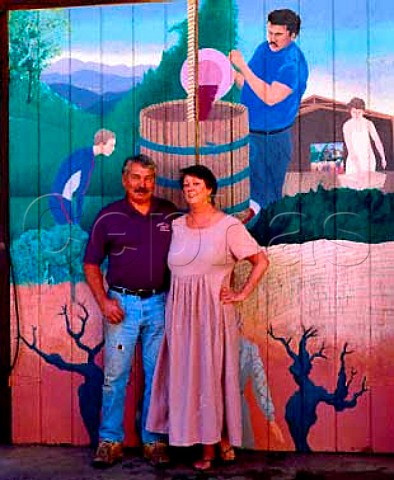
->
xmin=4 ymin=0 xmax=394 ymax=452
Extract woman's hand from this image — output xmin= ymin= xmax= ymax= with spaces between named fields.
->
xmin=220 ymin=286 xmax=246 ymax=304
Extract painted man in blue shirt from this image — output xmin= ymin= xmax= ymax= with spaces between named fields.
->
xmin=230 ymin=9 xmax=309 ymax=221
xmin=49 ymin=129 xmax=116 ymax=225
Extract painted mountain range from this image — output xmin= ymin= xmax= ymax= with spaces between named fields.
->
xmin=41 ymin=58 xmax=155 ymax=113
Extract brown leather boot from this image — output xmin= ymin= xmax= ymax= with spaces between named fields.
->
xmin=143 ymin=441 xmax=170 ymax=467
xmin=92 ymin=440 xmax=123 ymax=469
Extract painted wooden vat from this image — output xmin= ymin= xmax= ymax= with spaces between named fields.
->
xmin=139 ymin=100 xmax=250 ymax=215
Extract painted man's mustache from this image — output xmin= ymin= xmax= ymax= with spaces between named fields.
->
xmin=134 ymin=188 xmax=149 ymax=193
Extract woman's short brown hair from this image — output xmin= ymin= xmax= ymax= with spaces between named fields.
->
xmin=347 ymin=97 xmax=366 ymax=110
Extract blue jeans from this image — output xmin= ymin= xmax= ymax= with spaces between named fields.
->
xmin=99 ymin=290 xmax=166 ymax=444
xmin=249 ymin=129 xmax=292 ymax=209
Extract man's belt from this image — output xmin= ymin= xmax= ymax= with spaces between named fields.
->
xmin=250 ymin=124 xmax=293 ymax=136
xmin=110 ymin=285 xmax=164 ymax=299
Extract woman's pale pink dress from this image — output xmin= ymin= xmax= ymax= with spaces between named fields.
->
xmin=146 ymin=214 xmax=262 ymax=446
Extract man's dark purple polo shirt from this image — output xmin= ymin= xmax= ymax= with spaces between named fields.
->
xmin=84 ymin=197 xmax=178 ymax=291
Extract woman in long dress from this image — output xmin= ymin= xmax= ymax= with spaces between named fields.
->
xmin=146 ymin=164 xmax=269 ymax=470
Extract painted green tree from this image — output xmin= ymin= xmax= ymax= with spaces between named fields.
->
xmin=199 ymin=0 xmax=238 ymax=52
xmin=9 ymin=10 xmax=67 ymax=103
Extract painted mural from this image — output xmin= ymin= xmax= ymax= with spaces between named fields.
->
xmin=8 ymin=0 xmax=394 ymax=453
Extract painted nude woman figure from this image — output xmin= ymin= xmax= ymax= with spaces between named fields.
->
xmin=343 ymin=97 xmax=386 ymax=175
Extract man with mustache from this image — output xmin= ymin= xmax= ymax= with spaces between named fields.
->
xmin=84 ymin=154 xmax=177 ymax=468
xmin=230 ymin=9 xmax=308 ymax=222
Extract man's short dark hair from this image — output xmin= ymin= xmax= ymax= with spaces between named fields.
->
xmin=179 ymin=164 xmax=218 ymax=202
xmin=122 ymin=154 xmax=156 ymax=175
xmin=268 ymin=9 xmax=301 ymax=36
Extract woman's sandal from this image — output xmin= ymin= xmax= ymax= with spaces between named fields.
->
xmin=193 ymin=457 xmax=214 ymax=471
xmin=219 ymin=443 xmax=236 ymax=463
xmin=193 ymin=445 xmax=216 ymax=471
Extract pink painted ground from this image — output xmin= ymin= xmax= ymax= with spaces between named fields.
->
xmin=236 ymin=240 xmax=394 ymax=452
xmin=10 ymin=240 xmax=394 ymax=452
xmin=10 ymin=282 xmax=142 ymax=446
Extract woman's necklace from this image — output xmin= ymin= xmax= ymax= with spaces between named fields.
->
xmin=188 ymin=206 xmax=218 ymax=228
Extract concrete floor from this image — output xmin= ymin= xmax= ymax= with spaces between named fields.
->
xmin=0 ymin=446 xmax=394 ymax=480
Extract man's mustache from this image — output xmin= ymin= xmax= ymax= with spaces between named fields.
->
xmin=269 ymin=41 xmax=277 ymax=47
xmin=134 ymin=187 xmax=149 ymax=193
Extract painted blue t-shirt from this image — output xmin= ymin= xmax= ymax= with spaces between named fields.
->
xmin=241 ymin=41 xmax=309 ymax=131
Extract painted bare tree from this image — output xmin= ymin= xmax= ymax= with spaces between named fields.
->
xmin=20 ymin=303 xmax=104 ymax=447
xmin=268 ymin=325 xmax=367 ymax=452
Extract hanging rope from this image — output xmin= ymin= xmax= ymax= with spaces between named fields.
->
xmin=187 ymin=0 xmax=200 ymax=163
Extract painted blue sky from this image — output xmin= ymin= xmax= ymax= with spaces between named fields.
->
xmin=53 ymin=0 xmax=394 ymax=113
